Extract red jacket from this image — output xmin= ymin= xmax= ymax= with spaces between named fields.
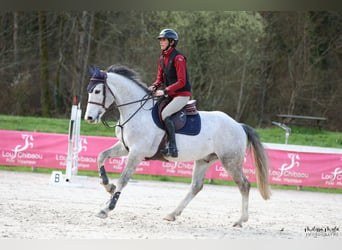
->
xmin=153 ymin=47 xmax=192 ymax=98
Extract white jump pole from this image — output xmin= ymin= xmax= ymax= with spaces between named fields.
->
xmin=73 ymin=102 xmax=82 ymax=176
xmin=65 ymin=96 xmax=82 ymax=182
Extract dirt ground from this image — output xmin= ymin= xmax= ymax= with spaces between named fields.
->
xmin=0 ymin=170 xmax=341 ymax=239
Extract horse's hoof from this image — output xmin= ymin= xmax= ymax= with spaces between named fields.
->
xmin=96 ymin=210 xmax=108 ymax=219
xmin=233 ymin=222 xmax=243 ymax=228
xmin=163 ymin=214 xmax=176 ymax=221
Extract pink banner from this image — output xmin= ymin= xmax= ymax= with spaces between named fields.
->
xmin=0 ymin=130 xmax=341 ymax=188
xmin=0 ymin=130 xmax=114 ymax=171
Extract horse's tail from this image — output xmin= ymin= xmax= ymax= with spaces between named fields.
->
xmin=242 ymin=124 xmax=271 ymax=200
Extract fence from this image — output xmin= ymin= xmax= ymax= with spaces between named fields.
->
xmin=0 ymin=129 xmax=341 ymax=189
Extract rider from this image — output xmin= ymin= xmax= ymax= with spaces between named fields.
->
xmin=148 ymin=28 xmax=192 ymax=158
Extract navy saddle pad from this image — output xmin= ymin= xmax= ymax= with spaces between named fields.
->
xmin=151 ymin=103 xmax=201 ymax=136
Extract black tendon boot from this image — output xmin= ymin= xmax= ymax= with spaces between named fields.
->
xmin=163 ymin=116 xmax=178 ymax=157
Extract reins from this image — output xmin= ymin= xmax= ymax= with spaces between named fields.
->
xmin=100 ymin=93 xmax=156 ymax=152
xmin=88 ymin=81 xmax=157 ymax=128
xmin=101 ymin=92 xmax=155 ymax=129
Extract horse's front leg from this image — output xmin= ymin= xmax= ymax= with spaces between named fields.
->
xmin=96 ymin=149 xmax=144 ymax=219
xmin=97 ymin=141 xmax=128 ymax=195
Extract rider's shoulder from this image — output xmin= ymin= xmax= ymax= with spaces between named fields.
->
xmin=174 ymin=54 xmax=186 ymax=62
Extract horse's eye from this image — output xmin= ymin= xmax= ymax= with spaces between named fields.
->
xmin=95 ymin=90 xmax=101 ymax=94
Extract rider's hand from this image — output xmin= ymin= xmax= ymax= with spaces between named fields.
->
xmin=148 ymin=85 xmax=157 ymax=92
xmin=154 ymin=90 xmax=165 ymax=96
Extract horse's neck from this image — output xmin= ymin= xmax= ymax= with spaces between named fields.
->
xmin=107 ymin=74 xmax=152 ymax=122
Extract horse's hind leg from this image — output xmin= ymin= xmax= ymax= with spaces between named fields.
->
xmin=164 ymin=159 xmax=214 ymax=221
xmin=97 ymin=141 xmax=128 ymax=194
xmin=220 ymin=155 xmax=250 ymax=227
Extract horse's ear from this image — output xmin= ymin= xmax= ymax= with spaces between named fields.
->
xmin=95 ymin=66 xmax=101 ymax=76
xmin=88 ymin=65 xmax=95 ymax=76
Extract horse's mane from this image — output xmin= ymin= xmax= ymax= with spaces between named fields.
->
xmin=106 ymin=65 xmax=148 ymax=93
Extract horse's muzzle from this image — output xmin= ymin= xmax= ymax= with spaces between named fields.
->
xmin=85 ymin=116 xmax=97 ymax=124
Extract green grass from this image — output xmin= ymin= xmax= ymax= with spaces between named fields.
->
xmin=256 ymin=126 xmax=342 ymax=148
xmin=0 ymin=114 xmax=115 ymax=137
xmin=1 ymin=114 xmax=342 ymax=193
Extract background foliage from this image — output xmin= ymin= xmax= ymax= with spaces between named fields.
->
xmin=0 ymin=11 xmax=341 ymax=130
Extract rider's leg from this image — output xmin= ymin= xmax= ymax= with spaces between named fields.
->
xmin=163 ymin=116 xmax=178 ymax=157
xmin=161 ymin=96 xmax=190 ymax=157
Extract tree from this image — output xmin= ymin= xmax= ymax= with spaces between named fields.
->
xmin=38 ymin=11 xmax=51 ymax=116
xmin=73 ymin=11 xmax=94 ymax=106
xmin=177 ymin=11 xmax=265 ymax=121
xmin=13 ymin=12 xmax=18 ymax=76
xmin=259 ymin=11 xmax=342 ymax=130
xmin=52 ymin=12 xmax=67 ymax=114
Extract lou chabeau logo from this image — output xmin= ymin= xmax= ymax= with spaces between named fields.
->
xmin=2 ymin=134 xmax=43 ymax=164
xmin=271 ymin=153 xmax=309 ymax=181
xmin=278 ymin=153 xmax=301 ymax=177
xmin=321 ymin=167 xmax=342 ymax=186
xmin=11 ymin=134 xmax=34 ymax=160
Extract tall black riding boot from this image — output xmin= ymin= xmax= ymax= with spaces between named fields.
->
xmin=163 ymin=116 xmax=178 ymax=157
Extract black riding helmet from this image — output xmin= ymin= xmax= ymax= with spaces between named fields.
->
xmin=157 ymin=28 xmax=179 ymax=48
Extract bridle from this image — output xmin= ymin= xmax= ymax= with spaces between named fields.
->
xmin=87 ymin=75 xmax=156 ymax=128
xmin=87 ymin=73 xmax=113 ymax=109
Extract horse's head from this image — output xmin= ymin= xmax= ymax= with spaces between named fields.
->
xmin=84 ymin=66 xmax=112 ymax=124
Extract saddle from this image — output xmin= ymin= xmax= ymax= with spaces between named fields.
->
xmin=156 ymin=98 xmax=198 ymax=131
xmin=146 ymin=97 xmax=201 ymax=162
